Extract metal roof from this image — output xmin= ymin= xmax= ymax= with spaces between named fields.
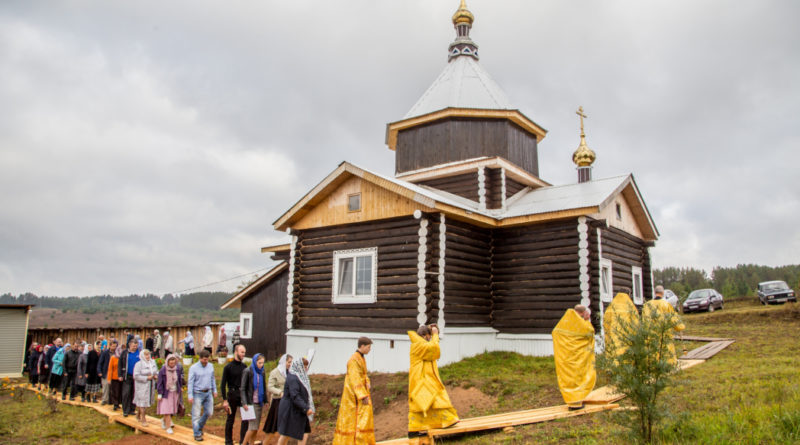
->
xmin=504 ymin=175 xmax=630 ymax=218
xmin=404 ymin=55 xmax=513 ymax=120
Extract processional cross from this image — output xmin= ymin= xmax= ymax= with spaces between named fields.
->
xmin=576 ymin=106 xmax=587 ymax=136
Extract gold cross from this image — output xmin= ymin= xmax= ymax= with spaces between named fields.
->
xmin=576 ymin=106 xmax=587 ymax=136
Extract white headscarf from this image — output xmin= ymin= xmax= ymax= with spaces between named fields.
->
xmin=277 ymin=354 xmax=289 ymax=378
xmin=289 ymin=359 xmax=314 ymax=422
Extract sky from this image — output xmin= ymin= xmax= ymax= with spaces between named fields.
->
xmin=1 ymin=0 xmax=798 ymax=297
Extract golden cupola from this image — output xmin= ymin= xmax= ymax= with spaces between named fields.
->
xmin=572 ymin=106 xmax=596 ymax=182
xmin=452 ymin=0 xmax=475 ymax=25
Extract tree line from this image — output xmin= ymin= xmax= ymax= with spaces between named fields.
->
xmin=0 ymin=291 xmax=233 ymax=311
xmin=654 ymin=264 xmax=800 ymax=298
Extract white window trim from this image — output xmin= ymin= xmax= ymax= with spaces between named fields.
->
xmin=240 ymin=312 xmax=253 ymax=339
xmin=600 ymin=258 xmax=614 ymax=303
xmin=332 ymin=247 xmax=378 ymax=304
xmin=631 ymin=266 xmax=644 ymax=305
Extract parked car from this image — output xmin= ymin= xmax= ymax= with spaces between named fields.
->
xmin=663 ymin=289 xmax=680 ymax=312
xmin=682 ymin=289 xmax=724 ymax=313
xmin=757 ymin=280 xmax=796 ymax=305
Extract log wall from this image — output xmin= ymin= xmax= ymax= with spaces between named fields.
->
xmin=505 ymin=177 xmax=526 ymax=198
xmin=491 ymin=219 xmax=582 ymax=333
xmin=293 ymin=216 xmax=421 ymax=333
xmin=589 ymin=219 xmax=651 ymax=307
xmin=417 ymin=172 xmax=478 ymax=202
xmin=485 ymin=167 xmax=503 ymax=209
xmin=442 ymin=219 xmax=493 ymax=326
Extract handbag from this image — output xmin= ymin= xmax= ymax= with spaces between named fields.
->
xmin=177 ymin=401 xmax=186 ymax=418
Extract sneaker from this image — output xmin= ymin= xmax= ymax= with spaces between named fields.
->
xmin=194 ymin=436 xmax=203 ymax=442
xmin=166 ymin=428 xmax=174 ymax=435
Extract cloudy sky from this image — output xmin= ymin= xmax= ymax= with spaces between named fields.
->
xmin=1 ymin=1 xmax=798 ymax=297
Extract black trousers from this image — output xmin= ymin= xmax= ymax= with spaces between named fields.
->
xmin=61 ymin=371 xmax=77 ymax=397
xmin=225 ymin=393 xmax=247 ymax=445
xmin=121 ymin=377 xmax=135 ymax=414
xmin=49 ymin=373 xmax=62 ymax=391
xmin=110 ymin=379 xmax=122 ymax=406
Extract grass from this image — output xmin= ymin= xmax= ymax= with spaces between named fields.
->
xmin=7 ymin=300 xmax=800 ymax=444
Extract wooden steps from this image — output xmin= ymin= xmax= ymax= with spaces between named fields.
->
xmin=19 ymin=385 xmax=225 ymax=444
xmin=681 ymin=340 xmax=735 ymax=360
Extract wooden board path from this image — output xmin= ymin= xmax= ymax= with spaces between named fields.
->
xmin=678 ymin=335 xmax=734 ymax=342
xmin=18 ymin=385 xmax=225 ymax=444
xmin=681 ymin=340 xmax=735 ymax=360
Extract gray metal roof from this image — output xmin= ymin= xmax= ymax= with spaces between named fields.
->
xmin=504 ymin=175 xmax=630 ymax=218
xmin=403 ymin=55 xmax=514 ymax=120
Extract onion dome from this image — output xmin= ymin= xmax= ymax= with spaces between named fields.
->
xmin=452 ymin=0 xmax=475 ymax=25
xmin=572 ymin=106 xmax=596 ymax=167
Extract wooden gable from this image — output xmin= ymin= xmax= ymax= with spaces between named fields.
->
xmin=292 ymin=176 xmax=436 ymax=230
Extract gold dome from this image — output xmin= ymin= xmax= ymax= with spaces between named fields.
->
xmin=452 ymin=0 xmax=474 ymax=25
xmin=572 ymin=106 xmax=596 ymax=167
xmin=573 ymin=137 xmax=596 ymax=167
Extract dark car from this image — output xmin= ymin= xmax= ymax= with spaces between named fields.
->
xmin=682 ymin=289 xmax=724 ymax=313
xmin=757 ymin=280 xmax=796 ymax=305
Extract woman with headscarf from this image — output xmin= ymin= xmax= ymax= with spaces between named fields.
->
xmin=217 ymin=327 xmax=227 ymax=354
xmin=38 ymin=345 xmax=51 ymax=391
xmin=109 ymin=343 xmax=123 ymax=410
xmin=181 ymin=330 xmax=195 ymax=357
xmin=27 ymin=344 xmax=41 ymax=387
xmin=264 ymin=354 xmax=292 ymax=440
xmin=240 ymin=353 xmax=268 ymax=445
xmin=157 ymin=354 xmax=184 ymax=435
xmin=85 ymin=341 xmax=102 ymax=403
xmin=135 ymin=334 xmax=144 ymax=352
xmin=49 ymin=343 xmax=67 ymax=395
xmin=202 ymin=326 xmax=213 ymax=354
xmin=75 ymin=343 xmax=90 ymax=402
xmin=133 ymin=349 xmax=159 ymax=426
xmin=276 ymin=357 xmax=314 ymax=445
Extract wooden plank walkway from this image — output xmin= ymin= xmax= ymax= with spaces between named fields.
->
xmin=19 ymin=384 xmax=225 ymax=444
xmin=681 ymin=340 xmax=735 ymax=360
xmin=679 ymin=335 xmax=735 ymax=342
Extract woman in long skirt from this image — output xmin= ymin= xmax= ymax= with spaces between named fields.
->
xmin=156 ymin=354 xmax=184 ymax=435
xmin=49 ymin=344 xmax=66 ymax=394
xmin=133 ymin=349 xmax=159 ymax=426
xmin=109 ymin=344 xmax=123 ymax=410
xmin=38 ymin=345 xmax=51 ymax=391
xmin=85 ymin=341 xmax=102 ymax=403
xmin=264 ymin=354 xmax=292 ymax=443
xmin=277 ymin=358 xmax=314 ymax=445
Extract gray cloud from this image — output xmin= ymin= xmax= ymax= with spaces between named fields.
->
xmin=1 ymin=0 xmax=798 ymax=296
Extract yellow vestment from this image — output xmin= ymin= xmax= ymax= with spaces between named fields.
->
xmin=603 ymin=292 xmax=639 ymax=356
xmin=333 ymin=351 xmax=375 ymax=445
xmin=552 ymin=309 xmax=597 ymax=406
xmin=643 ymin=298 xmax=686 ymax=365
xmin=407 ymin=331 xmax=459 ymax=432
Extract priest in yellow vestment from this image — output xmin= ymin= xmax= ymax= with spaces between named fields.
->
xmin=643 ymin=286 xmax=686 ymax=365
xmin=603 ymin=292 xmax=639 ymax=357
xmin=333 ymin=337 xmax=376 ymax=445
xmin=552 ymin=305 xmax=596 ymax=409
xmin=407 ymin=325 xmax=459 ymax=433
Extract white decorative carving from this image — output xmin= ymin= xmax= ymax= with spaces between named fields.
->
xmin=417 ymin=217 xmax=428 ymax=326
xmin=286 ymin=235 xmax=298 ymax=330
xmin=477 ymin=167 xmax=486 ymax=210
xmin=577 ymin=219 xmax=591 ymax=312
xmin=438 ymin=213 xmax=447 ymax=332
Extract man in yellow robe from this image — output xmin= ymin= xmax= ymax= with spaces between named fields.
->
xmin=603 ymin=292 xmax=639 ymax=356
xmin=333 ymin=337 xmax=375 ymax=445
xmin=643 ymin=285 xmax=686 ymax=365
xmin=552 ymin=305 xmax=596 ymax=409
xmin=407 ymin=325 xmax=459 ymax=434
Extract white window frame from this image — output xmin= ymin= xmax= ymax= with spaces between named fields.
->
xmin=239 ymin=312 xmax=253 ymax=339
xmin=631 ymin=266 xmax=644 ymax=305
xmin=332 ymin=247 xmax=378 ymax=304
xmin=600 ymin=258 xmax=614 ymax=303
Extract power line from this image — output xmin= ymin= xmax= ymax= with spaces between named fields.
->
xmin=170 ymin=267 xmax=271 ymax=295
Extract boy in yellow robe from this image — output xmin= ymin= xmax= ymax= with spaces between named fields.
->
xmin=603 ymin=292 xmax=639 ymax=357
xmin=333 ymin=337 xmax=375 ymax=445
xmin=643 ymin=286 xmax=686 ymax=365
xmin=407 ymin=325 xmax=459 ymax=435
xmin=552 ymin=305 xmax=596 ymax=409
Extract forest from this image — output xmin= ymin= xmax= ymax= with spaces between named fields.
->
xmin=0 ymin=291 xmax=233 ymax=311
xmin=653 ymin=263 xmax=800 ymax=299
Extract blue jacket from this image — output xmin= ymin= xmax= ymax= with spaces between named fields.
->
xmin=51 ymin=348 xmax=65 ymax=376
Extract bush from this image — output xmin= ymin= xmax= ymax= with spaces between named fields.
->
xmin=597 ymin=306 xmax=683 ymax=444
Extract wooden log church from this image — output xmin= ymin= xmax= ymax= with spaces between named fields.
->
xmin=226 ymin=1 xmax=659 ymax=373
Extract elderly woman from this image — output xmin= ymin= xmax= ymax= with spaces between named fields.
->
xmin=38 ymin=345 xmax=51 ymax=391
xmin=85 ymin=341 xmax=102 ymax=403
xmin=181 ymin=330 xmax=195 ymax=357
xmin=263 ymin=354 xmax=292 ymax=440
xmin=157 ymin=354 xmax=184 ymax=435
xmin=75 ymin=343 xmax=89 ymax=402
xmin=202 ymin=326 xmax=213 ymax=354
xmin=133 ymin=349 xmax=159 ymax=426
xmin=277 ymin=358 xmax=315 ymax=445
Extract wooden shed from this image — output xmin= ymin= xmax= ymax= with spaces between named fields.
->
xmin=254 ymin=3 xmax=659 ymax=374
xmin=0 ymin=304 xmax=33 ymax=378
xmin=220 ymin=262 xmax=289 ymax=361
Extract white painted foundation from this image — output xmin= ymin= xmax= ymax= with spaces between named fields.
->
xmin=286 ymin=327 xmax=554 ymax=375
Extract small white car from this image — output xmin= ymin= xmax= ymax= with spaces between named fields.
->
xmin=663 ymin=289 xmax=680 ymax=311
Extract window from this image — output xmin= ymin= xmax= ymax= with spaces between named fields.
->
xmin=240 ymin=312 xmax=253 ymax=339
xmin=631 ymin=266 xmax=644 ymax=305
xmin=600 ymin=258 xmax=613 ymax=303
xmin=615 ymin=202 xmax=622 ymax=220
xmin=332 ymin=247 xmax=377 ymax=304
xmin=348 ymin=193 xmax=361 ymax=212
